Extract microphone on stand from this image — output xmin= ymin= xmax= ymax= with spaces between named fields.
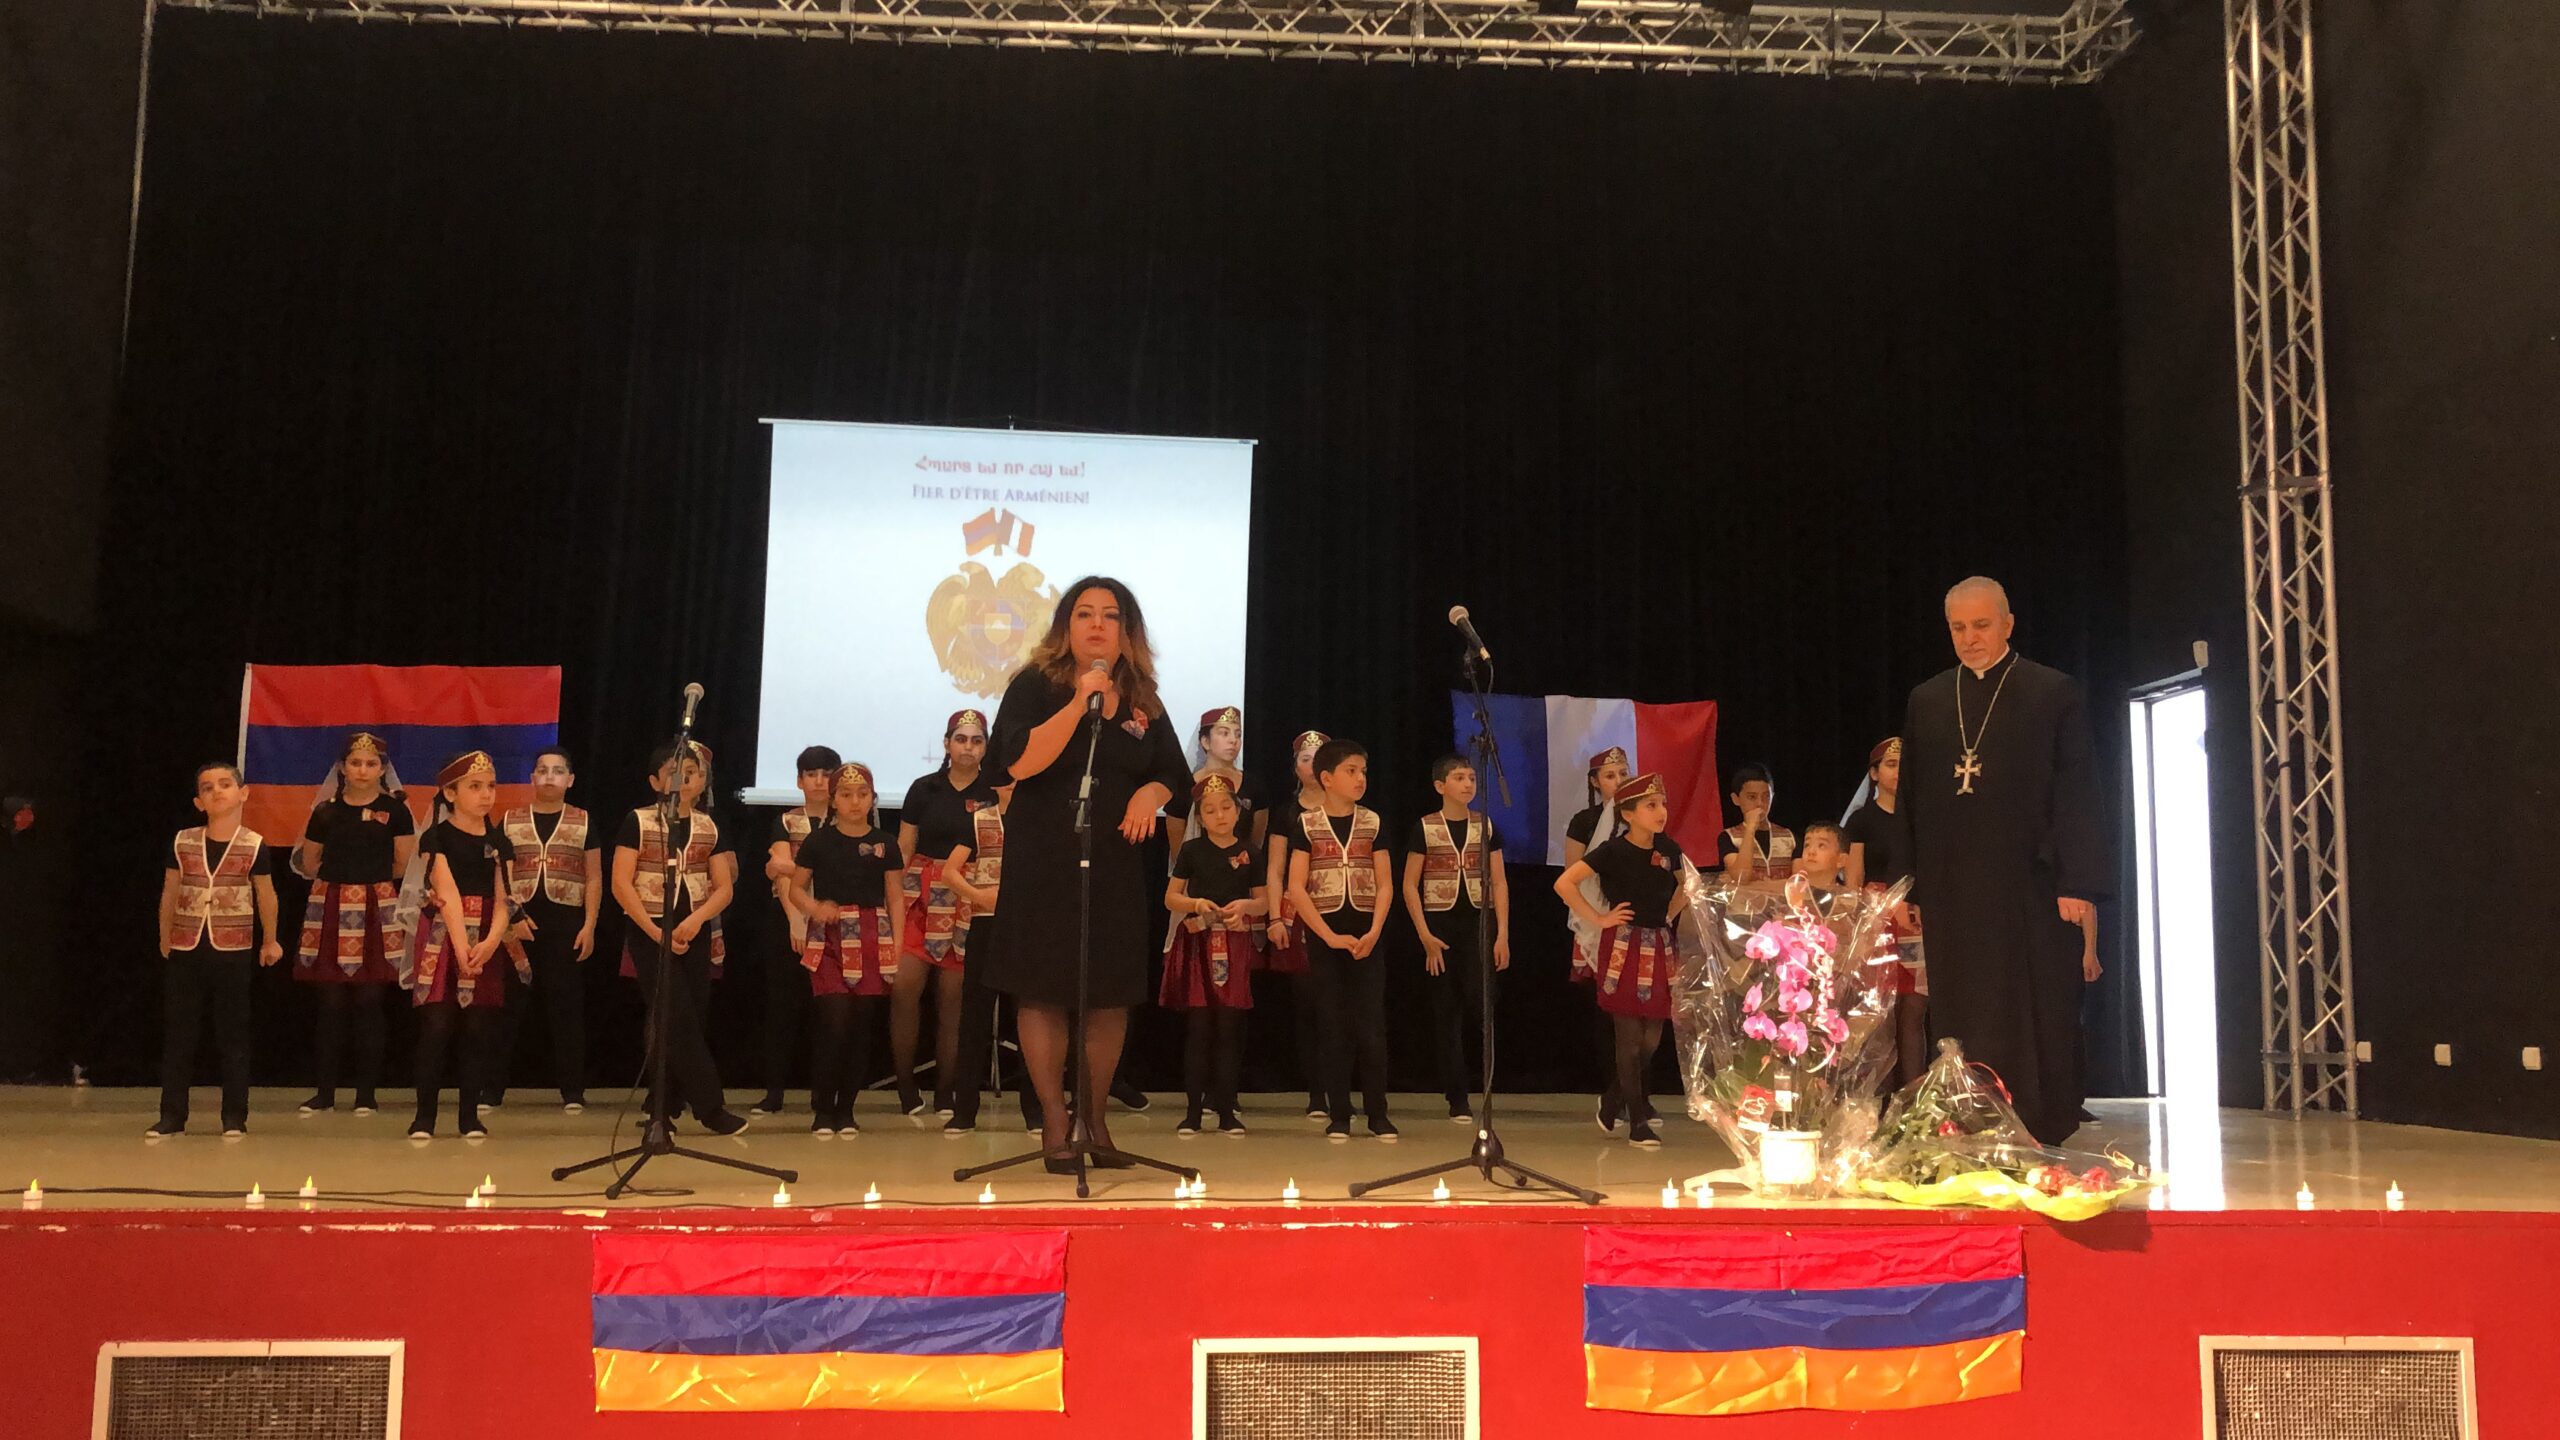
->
xmin=1084 ymin=658 xmax=1109 ymax=717
xmin=1448 ymin=605 xmax=1492 ymax=664
xmin=679 ymin=682 xmax=704 ymax=729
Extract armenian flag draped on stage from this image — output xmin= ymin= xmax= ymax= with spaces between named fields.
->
xmin=589 ymin=1231 xmax=1068 ymax=1413
xmin=1581 ymin=1224 xmax=2025 ymax=1415
xmin=236 ymin=664 xmax=562 ymax=840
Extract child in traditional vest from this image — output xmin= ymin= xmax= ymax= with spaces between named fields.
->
xmin=753 ymin=744 xmax=839 ymax=1117
xmin=895 ymin=710 xmax=997 ymax=1117
xmin=290 ymin=731 xmax=413 ymax=1116
xmin=151 ymin=761 xmax=282 ymax=1137
xmin=1718 ymin=762 xmax=1796 ymax=890
xmin=408 ymin=750 xmax=531 ymax=1139
xmin=1555 ymin=772 xmax=1693 ymax=1150
xmin=943 ymin=780 xmax=1039 ymax=1134
xmin=1285 ymin=738 xmax=1398 ymax=1142
xmin=1561 ymin=745 xmax=1629 ymax=1133
xmin=492 ymin=746 xmax=600 ymax=1112
xmin=1399 ymin=755 xmax=1510 ymax=1124
xmin=788 ymin=763 xmax=904 ymax=1136
xmin=1259 ymin=728 xmax=1330 ymax=1118
xmin=610 ymin=739 xmax=748 ymax=1135
xmin=1163 ymin=773 xmax=1267 ymax=1136
xmin=1164 ymin=705 xmax=1265 ymax=852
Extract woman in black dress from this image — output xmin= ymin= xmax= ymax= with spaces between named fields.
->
xmin=980 ymin=577 xmax=1192 ymax=1170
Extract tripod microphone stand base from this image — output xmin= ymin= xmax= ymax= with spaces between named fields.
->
xmin=955 ymin=1123 xmax=1196 ymax=1203
xmin=1348 ymin=1123 xmax=1605 ymax=1204
xmin=554 ymin=1116 xmax=799 ymax=1200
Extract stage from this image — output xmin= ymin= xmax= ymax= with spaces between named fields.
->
xmin=7 ymin=1086 xmax=2560 ymax=1213
xmin=5 ymin=1086 xmax=2555 ymax=1435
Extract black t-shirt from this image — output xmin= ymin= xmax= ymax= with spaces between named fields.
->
xmin=422 ymin=818 xmax=510 ymax=901
xmin=1405 ymin=815 xmax=1498 ymax=938
xmin=1287 ymin=807 xmax=1385 ymax=916
xmin=166 ymin=829 xmax=273 ymax=878
xmin=306 ymin=793 xmax=415 ymax=884
xmin=1564 ymin=803 xmax=1610 ymax=848
xmin=1172 ymin=836 xmax=1262 ymax=909
xmin=612 ymin=809 xmax=738 ymax=917
xmin=1584 ymin=834 xmax=1688 ymax=930
xmin=531 ymin=808 xmax=563 ymax=845
xmin=766 ymin=809 xmax=828 ymax=858
xmin=1841 ymin=800 xmax=1912 ymax=888
xmin=797 ymin=825 xmax=906 ymax=906
xmin=903 ymin=770 xmax=1000 ymax=861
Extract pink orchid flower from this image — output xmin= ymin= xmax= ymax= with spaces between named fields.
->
xmin=1744 ymin=929 xmax=1782 ymax=962
xmin=1742 ymin=1012 xmax=1779 ymax=1042
xmin=1743 ymin=982 xmax=1766 ymax=1013
xmin=1822 ymin=1012 xmax=1850 ymax=1045
xmin=1781 ymin=987 xmax=1814 ymax=1015
xmin=1776 ymin=1019 xmax=1809 ymax=1057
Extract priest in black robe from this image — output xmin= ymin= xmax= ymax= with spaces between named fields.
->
xmin=1901 ymin=577 xmax=2108 ymax=1144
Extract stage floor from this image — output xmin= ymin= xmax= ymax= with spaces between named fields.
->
xmin=4 ymin=1086 xmax=2555 ymax=1214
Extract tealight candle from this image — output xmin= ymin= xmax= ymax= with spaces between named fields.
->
xmin=19 ymin=1180 xmax=41 ymax=1209
xmin=862 ymin=1184 xmax=882 ymax=1206
xmin=771 ymin=1184 xmax=792 ymax=1208
xmin=1660 ymin=1180 xmax=1682 ymax=1209
xmin=244 ymin=1184 xmax=265 ymax=1207
xmin=2385 ymin=1182 xmax=2405 ymax=1212
xmin=1281 ymin=1178 xmax=1301 ymax=1203
xmin=299 ymin=1177 xmax=318 ymax=1201
xmin=1431 ymin=1181 xmax=1451 ymax=1202
xmin=2294 ymin=1184 xmax=2316 ymax=1211
xmin=978 ymin=1184 xmax=997 ymax=1205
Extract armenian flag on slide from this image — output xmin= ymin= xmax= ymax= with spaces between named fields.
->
xmin=1583 ymin=1225 xmax=2026 ymax=1415
xmin=590 ymin=1231 xmax=1067 ymax=1413
xmin=235 ymin=664 xmax=561 ymax=843
xmin=1447 ymin=693 xmax=1721 ymax=866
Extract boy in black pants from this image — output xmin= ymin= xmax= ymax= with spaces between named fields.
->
xmin=494 ymin=747 xmax=602 ymax=1111
xmin=754 ymin=744 xmax=839 ymax=1115
xmin=152 ymin=762 xmax=284 ymax=1137
xmin=1399 ymin=755 xmax=1509 ymax=1125
xmin=1285 ymin=739 xmax=1397 ymax=1142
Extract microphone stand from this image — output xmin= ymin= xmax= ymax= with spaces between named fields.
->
xmin=959 ymin=697 xmax=1195 ymax=1200
xmin=554 ymin=690 xmax=797 ymax=1200
xmin=1351 ymin=642 xmax=1602 ymax=1204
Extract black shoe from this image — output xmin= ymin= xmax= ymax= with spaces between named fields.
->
xmin=1324 ymin=1117 xmax=1351 ymax=1142
xmin=563 ymin=1094 xmax=586 ymax=1114
xmin=1216 ymin=1108 xmax=1248 ymax=1135
xmin=1449 ymin=1101 xmax=1474 ymax=1124
xmin=1629 ymin=1120 xmax=1662 ymax=1149
xmin=460 ymin=1116 xmax=488 ymax=1139
xmin=1043 ymin=1149 xmax=1079 ymax=1176
xmin=1176 ymin=1105 xmax=1204 ymax=1136
xmin=222 ymin=1122 xmax=247 ymax=1138
xmin=297 ymin=1094 xmax=334 ymax=1114
xmin=483 ymin=1092 xmax=505 ymax=1110
xmin=810 ymin=1113 xmax=837 ymax=1136
xmin=1368 ymin=1116 xmax=1400 ymax=1143
xmin=352 ymin=1091 xmax=379 ymax=1116
xmin=1306 ymin=1093 xmax=1327 ymax=1119
xmin=752 ymin=1093 xmax=789 ymax=1116
xmin=1088 ymin=1148 xmax=1136 ymax=1169
xmin=1596 ymin=1092 xmax=1623 ymax=1135
xmin=1021 ymin=1106 xmax=1043 ymax=1132
xmin=898 ymin=1088 xmax=927 ymax=1117
xmin=699 ymin=1109 xmax=749 ymax=1137
xmin=935 ymin=1090 xmax=956 ymax=1117
xmin=943 ymin=1114 xmax=977 ymax=1135
xmin=835 ymin=1110 xmax=859 ymax=1135
xmin=145 ymin=1120 xmax=183 ymax=1138
xmin=407 ymin=1116 xmax=435 ymax=1140
xmin=1110 ymin=1079 xmax=1151 ymax=1112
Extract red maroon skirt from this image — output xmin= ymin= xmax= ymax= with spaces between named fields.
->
xmin=295 ymin=879 xmax=402 ymax=985
xmin=1592 ymin=924 xmax=1677 ymax=1020
xmin=1256 ymin=914 xmax=1310 ymax=976
xmin=1161 ymin=926 xmax=1254 ymax=1010
xmin=411 ymin=896 xmax=522 ymax=1009
xmin=900 ymin=856 xmax=966 ymax=973
xmin=804 ymin=907 xmax=895 ymax=997
xmin=1568 ymin=933 xmax=1599 ymax=987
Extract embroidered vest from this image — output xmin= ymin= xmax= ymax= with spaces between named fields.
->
xmin=1299 ymin=806 xmax=1379 ymax=912
xmin=1726 ymin=824 xmax=1797 ymax=880
xmin=171 ymin=827 xmax=264 ymax=951
xmin=780 ymin=810 xmax=815 ymax=858
xmin=1419 ymin=813 xmax=1487 ymax=912
xmin=503 ymin=806 xmax=590 ymax=906
xmin=632 ymin=809 xmax=718 ymax=917
xmin=966 ymin=808 xmax=1005 ymax=892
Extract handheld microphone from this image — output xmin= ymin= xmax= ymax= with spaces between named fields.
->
xmin=1448 ymin=605 xmax=1491 ymax=663
xmin=680 ymin=682 xmax=704 ymax=729
xmin=1085 ymin=658 xmax=1109 ymax=716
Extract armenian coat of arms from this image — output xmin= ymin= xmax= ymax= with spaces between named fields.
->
xmin=926 ymin=507 xmax=1056 ymax=698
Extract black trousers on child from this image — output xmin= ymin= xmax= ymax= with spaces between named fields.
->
xmin=626 ymin=929 xmax=728 ymax=1123
xmin=161 ymin=945 xmax=254 ymax=1129
xmin=495 ymin=896 xmax=588 ymax=1102
xmin=1425 ymin=924 xmax=1493 ymax=1110
xmin=1306 ymin=935 xmax=1390 ymax=1125
xmin=311 ymin=982 xmax=387 ymax=1104
xmin=762 ymin=916 xmax=805 ymax=1102
xmin=949 ymin=916 xmax=1038 ymax=1127
xmin=411 ymin=994 xmax=502 ymax=1132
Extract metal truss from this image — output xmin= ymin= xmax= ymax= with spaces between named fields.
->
xmin=2225 ymin=0 xmax=2353 ymax=1115
xmin=157 ymin=0 xmax=2135 ymax=81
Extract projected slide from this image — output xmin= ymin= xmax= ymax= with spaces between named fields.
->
xmin=751 ymin=420 xmax=1255 ymax=808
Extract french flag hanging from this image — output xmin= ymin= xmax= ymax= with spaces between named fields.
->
xmin=1448 ymin=693 xmax=1722 ymax=866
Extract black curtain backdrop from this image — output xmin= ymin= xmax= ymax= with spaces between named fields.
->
xmin=82 ymin=11 xmax=2134 ymax=1099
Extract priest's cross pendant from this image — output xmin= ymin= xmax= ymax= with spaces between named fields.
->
xmin=1954 ymin=750 xmax=1982 ymax=795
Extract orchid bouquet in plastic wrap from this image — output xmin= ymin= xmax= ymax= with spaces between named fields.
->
xmin=1673 ymin=871 xmax=1908 ymax=1197
xmin=1852 ymin=1038 xmax=2156 ymax=1221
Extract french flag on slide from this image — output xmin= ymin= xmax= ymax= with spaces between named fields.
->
xmin=237 ymin=664 xmax=562 ymax=842
xmin=1448 ymin=693 xmax=1722 ymax=866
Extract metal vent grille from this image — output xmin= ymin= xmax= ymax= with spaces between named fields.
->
xmin=2203 ymin=1338 xmax=2474 ymax=1440
xmin=96 ymin=1343 xmax=402 ymax=1440
xmin=1196 ymin=1338 xmax=1477 ymax=1440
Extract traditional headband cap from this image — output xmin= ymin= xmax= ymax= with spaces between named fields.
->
xmin=437 ymin=750 xmax=496 ymax=787
xmin=1613 ymin=771 xmax=1666 ymax=808
xmin=1588 ymin=745 xmax=1630 ymax=775
xmin=945 ymin=709 xmax=987 ymax=739
xmin=1869 ymin=737 xmax=1903 ymax=767
xmin=835 ymin=762 xmax=875 ymax=790
xmin=682 ymin=740 xmax=714 ymax=767
xmin=344 ymin=731 xmax=388 ymax=760
xmin=1192 ymin=772 xmax=1238 ymax=807
xmin=1292 ymin=730 xmax=1330 ymax=758
xmin=1200 ymin=706 xmax=1242 ymax=733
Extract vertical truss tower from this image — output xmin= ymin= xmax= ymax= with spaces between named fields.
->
xmin=2224 ymin=0 xmax=2354 ymax=1114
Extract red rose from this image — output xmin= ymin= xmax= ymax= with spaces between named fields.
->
xmin=2030 ymin=1167 xmax=2067 ymax=1197
xmin=1937 ymin=1120 xmax=1964 ymax=1137
xmin=2081 ymin=1166 xmax=2114 ymax=1191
